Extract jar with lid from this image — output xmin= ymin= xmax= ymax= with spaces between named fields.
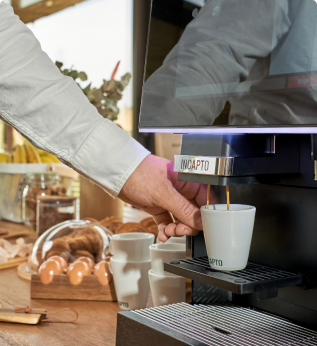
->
xmin=22 ymin=173 xmax=78 ymax=235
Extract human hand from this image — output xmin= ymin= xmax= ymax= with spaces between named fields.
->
xmin=118 ymin=155 xmax=217 ymax=242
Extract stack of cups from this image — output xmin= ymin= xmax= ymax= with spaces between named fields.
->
xmin=109 ymin=233 xmax=154 ymax=310
xmin=149 ymin=242 xmax=186 ymax=307
xmin=156 ymin=235 xmax=186 ymax=245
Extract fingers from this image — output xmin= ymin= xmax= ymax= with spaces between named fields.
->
xmin=158 ymin=221 xmax=200 ymax=242
xmin=158 ymin=185 xmax=203 ymax=230
xmin=158 ymin=222 xmax=170 ymax=242
xmin=151 ymin=210 xmax=173 ymax=227
xmin=164 ymin=222 xmax=200 ymax=237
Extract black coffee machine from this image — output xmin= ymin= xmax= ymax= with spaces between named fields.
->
xmin=116 ymin=1 xmax=317 ymax=344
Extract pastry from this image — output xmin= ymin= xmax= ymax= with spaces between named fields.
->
xmin=146 ymin=224 xmax=159 ymax=238
xmin=74 ymin=256 xmax=95 ymax=270
xmin=44 ymin=226 xmax=103 ymax=263
xmin=47 ymin=255 xmax=68 ymax=270
xmin=94 ymin=260 xmax=112 ymax=286
xmin=70 ymin=250 xmax=97 ymax=262
xmin=44 ymin=238 xmax=71 ymax=262
xmin=99 ymin=216 xmax=122 ymax=233
xmin=38 ymin=259 xmax=63 ymax=284
xmin=115 ymin=222 xmax=148 ymax=234
xmin=67 ymin=261 xmax=91 ymax=285
xmin=140 ymin=217 xmax=156 ymax=228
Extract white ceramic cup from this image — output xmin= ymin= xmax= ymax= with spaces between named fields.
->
xmin=166 ymin=236 xmax=186 ymax=248
xmin=201 ymin=204 xmax=256 ymax=271
xmin=148 ymin=269 xmax=186 ymax=307
xmin=149 ymin=243 xmax=186 ymax=276
xmin=156 ymin=236 xmax=186 ymax=248
xmin=109 ymin=232 xmax=154 ymax=261
xmin=109 ymin=257 xmax=151 ymax=310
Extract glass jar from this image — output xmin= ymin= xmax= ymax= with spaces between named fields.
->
xmin=36 ymin=196 xmax=79 ymax=237
xmin=22 ymin=173 xmax=65 ymax=231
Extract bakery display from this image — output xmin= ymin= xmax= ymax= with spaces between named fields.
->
xmin=38 ymin=258 xmax=63 ymax=285
xmin=115 ymin=222 xmax=148 ymax=234
xmin=28 ymin=215 xmax=157 ymax=300
xmin=75 ymin=256 xmax=95 ymax=270
xmin=99 ymin=216 xmax=123 ymax=233
xmin=93 ymin=259 xmax=112 ymax=286
xmin=67 ymin=261 xmax=91 ymax=285
xmin=100 ymin=216 xmax=158 ymax=239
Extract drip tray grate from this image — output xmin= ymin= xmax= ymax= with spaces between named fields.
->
xmin=164 ymin=257 xmax=304 ymax=299
xmin=132 ymin=303 xmax=317 ymax=346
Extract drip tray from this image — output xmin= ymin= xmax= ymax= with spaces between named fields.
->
xmin=116 ymin=303 xmax=317 ymax=346
xmin=164 ymin=257 xmax=304 ymax=300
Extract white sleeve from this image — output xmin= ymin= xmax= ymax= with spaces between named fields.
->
xmin=0 ymin=2 xmax=150 ymax=197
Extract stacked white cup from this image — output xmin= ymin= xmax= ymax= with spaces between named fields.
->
xmin=109 ymin=233 xmax=154 ymax=310
xmin=149 ymin=242 xmax=186 ymax=307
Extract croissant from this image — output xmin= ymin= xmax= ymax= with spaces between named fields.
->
xmin=146 ymin=224 xmax=159 ymax=238
xmin=44 ymin=238 xmax=71 ymax=262
xmin=69 ymin=250 xmax=95 ymax=263
xmin=99 ymin=216 xmax=122 ymax=233
xmin=44 ymin=226 xmax=104 ymax=264
xmin=71 ymin=227 xmax=103 ymax=256
xmin=140 ymin=217 xmax=156 ymax=228
xmin=115 ymin=222 xmax=148 ymax=234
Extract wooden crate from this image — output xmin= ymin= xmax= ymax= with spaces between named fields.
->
xmin=31 ymin=274 xmax=116 ymax=301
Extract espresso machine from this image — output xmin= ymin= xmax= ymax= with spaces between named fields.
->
xmin=116 ymin=0 xmax=317 ymax=344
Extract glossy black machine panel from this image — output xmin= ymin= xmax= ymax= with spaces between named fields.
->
xmin=129 ymin=0 xmax=317 ymax=340
xmin=192 ymin=191 xmax=317 ymax=329
xmin=139 ymin=0 xmax=317 ymax=132
xmin=183 ymin=134 xmax=317 ymax=330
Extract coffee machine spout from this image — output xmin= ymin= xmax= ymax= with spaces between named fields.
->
xmin=174 ymin=134 xmax=301 ymax=186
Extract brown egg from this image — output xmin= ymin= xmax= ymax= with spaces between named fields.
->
xmin=74 ymin=256 xmax=95 ymax=270
xmin=38 ymin=259 xmax=63 ymax=285
xmin=47 ymin=255 xmax=68 ymax=271
xmin=93 ymin=260 xmax=112 ymax=286
xmin=67 ymin=261 xmax=91 ymax=285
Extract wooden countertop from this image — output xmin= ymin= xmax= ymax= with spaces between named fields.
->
xmin=0 ymin=221 xmax=121 ymax=346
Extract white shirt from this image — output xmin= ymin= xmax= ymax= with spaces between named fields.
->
xmin=0 ymin=2 xmax=150 ymax=197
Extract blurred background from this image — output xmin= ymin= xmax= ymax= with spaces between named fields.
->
xmin=1 ymin=0 xmax=134 ymax=149
xmin=0 ymin=0 xmax=181 ymax=224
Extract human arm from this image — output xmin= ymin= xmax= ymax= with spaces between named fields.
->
xmin=0 ymin=2 xmax=215 ymax=241
xmin=119 ymin=154 xmax=217 ymax=241
xmin=0 ymin=2 xmax=149 ymax=197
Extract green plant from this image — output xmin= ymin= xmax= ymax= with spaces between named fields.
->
xmin=55 ymin=61 xmax=131 ymax=121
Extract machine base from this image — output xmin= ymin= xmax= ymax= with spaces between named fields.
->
xmin=116 ymin=303 xmax=317 ymax=346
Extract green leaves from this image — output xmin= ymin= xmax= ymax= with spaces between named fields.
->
xmin=78 ymin=72 xmax=88 ymax=81
xmin=55 ymin=61 xmax=63 ymax=69
xmin=55 ymin=61 xmax=131 ymax=121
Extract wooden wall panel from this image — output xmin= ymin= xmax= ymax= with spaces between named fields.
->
xmin=12 ymin=0 xmax=86 ymax=23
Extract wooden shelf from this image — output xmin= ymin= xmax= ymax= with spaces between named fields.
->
xmin=31 ymin=274 xmax=117 ymax=301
